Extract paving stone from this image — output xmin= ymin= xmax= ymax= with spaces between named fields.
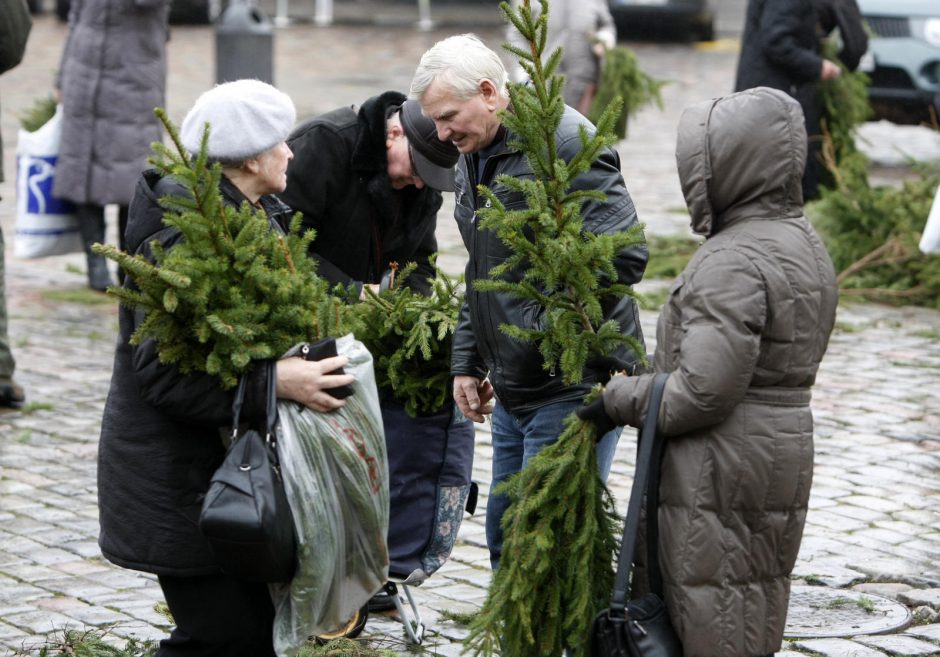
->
xmin=904 ymin=624 xmax=940 ymax=642
xmin=852 ymin=583 xmax=915 ymax=600
xmin=791 ymin=562 xmax=869 ymax=588
xmin=792 ymin=637 xmax=889 ymax=656
xmin=854 ymin=634 xmax=940 ymax=655
xmin=1 ymin=609 xmax=84 ymax=635
xmin=899 ymin=590 xmax=940 ymax=610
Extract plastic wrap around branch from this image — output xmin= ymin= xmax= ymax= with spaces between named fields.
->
xmin=270 ymin=335 xmax=389 ymax=656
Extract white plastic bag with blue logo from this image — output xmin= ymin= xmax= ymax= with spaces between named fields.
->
xmin=14 ymin=105 xmax=82 ymax=258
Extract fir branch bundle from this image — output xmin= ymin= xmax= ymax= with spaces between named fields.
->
xmin=589 ymin=46 xmax=665 ymax=140
xmin=94 ymin=109 xmax=350 ymax=388
xmin=19 ymin=95 xmax=57 ymax=132
xmin=464 ymin=1 xmax=646 ymax=655
xmin=465 ymin=413 xmax=621 ymax=657
xmin=483 ymin=0 xmax=645 ymax=387
xmin=350 ymin=260 xmax=464 ymax=417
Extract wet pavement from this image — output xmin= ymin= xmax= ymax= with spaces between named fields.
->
xmin=1 ymin=9 xmax=939 ymax=657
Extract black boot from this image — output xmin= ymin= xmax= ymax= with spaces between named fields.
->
xmin=0 ymin=377 xmax=25 ymax=408
xmin=77 ymin=204 xmax=114 ymax=291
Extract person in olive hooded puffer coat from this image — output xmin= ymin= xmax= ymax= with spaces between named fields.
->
xmin=580 ymin=86 xmax=838 ymax=657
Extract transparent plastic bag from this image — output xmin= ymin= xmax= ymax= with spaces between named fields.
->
xmin=271 ymin=335 xmax=389 ymax=656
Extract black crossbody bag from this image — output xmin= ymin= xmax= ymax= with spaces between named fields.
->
xmin=590 ymin=373 xmax=682 ymax=657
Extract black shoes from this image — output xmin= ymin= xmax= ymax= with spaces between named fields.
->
xmin=0 ymin=378 xmax=25 ymax=408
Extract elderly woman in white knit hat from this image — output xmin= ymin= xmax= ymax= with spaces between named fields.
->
xmin=95 ymin=80 xmax=353 ymax=657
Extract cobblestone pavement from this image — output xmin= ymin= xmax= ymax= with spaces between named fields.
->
xmin=1 ymin=11 xmax=939 ymax=657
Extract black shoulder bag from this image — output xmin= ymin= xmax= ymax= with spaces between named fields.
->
xmin=199 ymin=364 xmax=297 ymax=583
xmin=590 ymin=373 xmax=682 ymax=657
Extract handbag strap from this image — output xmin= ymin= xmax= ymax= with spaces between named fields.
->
xmin=230 ymin=362 xmax=279 ymax=444
xmin=609 ymin=372 xmax=669 ymax=614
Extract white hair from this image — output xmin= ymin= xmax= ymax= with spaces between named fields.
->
xmin=410 ymin=34 xmax=508 ymax=102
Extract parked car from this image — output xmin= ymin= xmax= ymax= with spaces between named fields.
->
xmin=857 ymin=0 xmax=940 ymax=124
xmin=607 ymin=0 xmax=714 ymax=42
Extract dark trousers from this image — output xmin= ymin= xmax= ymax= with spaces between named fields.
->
xmin=157 ymin=572 xmax=276 ymax=657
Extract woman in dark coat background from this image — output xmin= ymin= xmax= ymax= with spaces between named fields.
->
xmin=97 ymin=80 xmax=354 ymax=657
xmin=53 ymin=0 xmax=170 ymax=290
xmin=733 ymin=0 xmax=864 ymax=201
xmin=580 ymin=87 xmax=838 ymax=657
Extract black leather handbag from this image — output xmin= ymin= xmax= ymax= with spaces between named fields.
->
xmin=590 ymin=373 xmax=683 ymax=657
xmin=199 ymin=363 xmax=297 ymax=583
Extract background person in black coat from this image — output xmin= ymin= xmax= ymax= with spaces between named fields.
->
xmin=97 ymin=80 xmax=354 ymax=657
xmin=734 ymin=0 xmax=864 ymax=201
xmin=279 ymin=90 xmax=458 ymax=298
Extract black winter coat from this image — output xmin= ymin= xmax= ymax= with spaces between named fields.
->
xmin=97 ymin=170 xmax=291 ymax=576
xmin=451 ymin=108 xmax=648 ymax=414
xmin=279 ymin=91 xmax=443 ymax=296
xmin=734 ymin=0 xmax=826 ymax=199
xmin=734 ymin=0 xmax=823 ymax=96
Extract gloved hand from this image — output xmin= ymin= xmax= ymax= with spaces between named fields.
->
xmin=586 ymin=354 xmax=634 ymax=385
xmin=576 ymin=398 xmax=617 ymax=439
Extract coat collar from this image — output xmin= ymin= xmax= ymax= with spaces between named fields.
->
xmin=351 ymin=90 xmax=407 ymax=175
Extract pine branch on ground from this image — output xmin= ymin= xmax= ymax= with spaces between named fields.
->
xmin=463 ymin=1 xmax=645 ymax=655
xmin=810 ymin=43 xmax=940 ymax=308
xmin=11 ymin=627 xmax=158 ymax=656
xmin=93 ymin=108 xmax=352 ymax=388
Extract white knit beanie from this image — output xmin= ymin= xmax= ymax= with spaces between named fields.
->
xmin=180 ymin=79 xmax=296 ymax=161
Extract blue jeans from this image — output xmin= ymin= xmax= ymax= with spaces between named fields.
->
xmin=486 ymin=398 xmax=621 ymax=569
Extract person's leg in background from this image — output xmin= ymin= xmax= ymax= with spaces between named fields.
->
xmin=156 ymin=572 xmax=276 ymax=657
xmin=76 ymin=202 xmax=113 ymax=291
xmin=0 ymin=226 xmax=24 ymax=408
xmin=486 ymin=398 xmax=622 ymax=570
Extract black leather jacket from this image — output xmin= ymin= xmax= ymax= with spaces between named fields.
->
xmin=451 ymin=108 xmax=648 ymax=414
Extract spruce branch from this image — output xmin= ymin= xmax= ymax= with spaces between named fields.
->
xmin=351 ymin=258 xmax=465 ymax=416
xmin=476 ymin=1 xmax=644 ymax=387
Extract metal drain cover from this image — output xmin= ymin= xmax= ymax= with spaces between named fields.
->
xmin=784 ymin=585 xmax=912 ymax=638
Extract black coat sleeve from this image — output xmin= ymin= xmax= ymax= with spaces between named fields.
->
xmin=761 ymin=0 xmax=824 ymax=83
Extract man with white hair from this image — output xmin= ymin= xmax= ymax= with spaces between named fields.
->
xmin=410 ymin=34 xmax=648 ymax=568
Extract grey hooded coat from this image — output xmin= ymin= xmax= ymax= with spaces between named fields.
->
xmin=602 ymin=87 xmax=838 ymax=657
xmin=53 ymin=0 xmax=170 ymax=206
